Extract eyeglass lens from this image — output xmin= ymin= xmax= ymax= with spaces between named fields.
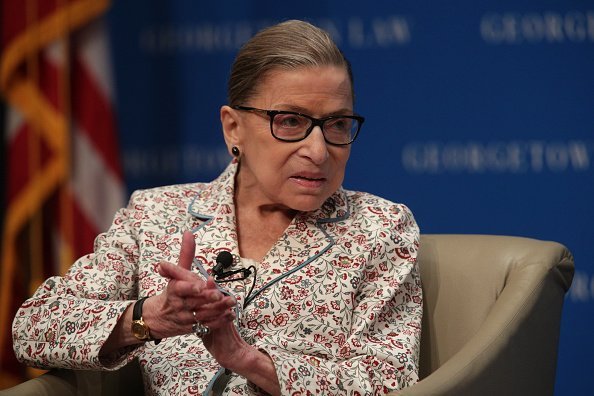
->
xmin=272 ymin=113 xmax=359 ymax=145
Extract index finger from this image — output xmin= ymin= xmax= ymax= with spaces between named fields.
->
xmin=178 ymin=231 xmax=196 ymax=272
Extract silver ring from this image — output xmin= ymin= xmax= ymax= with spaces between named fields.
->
xmin=192 ymin=311 xmax=210 ymax=337
xmin=192 ymin=322 xmax=210 ymax=337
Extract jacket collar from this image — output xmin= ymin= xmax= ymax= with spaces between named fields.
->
xmin=185 ymin=161 xmax=350 ymax=307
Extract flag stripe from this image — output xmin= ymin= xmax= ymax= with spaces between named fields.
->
xmin=72 ymin=126 xmax=125 ymax=232
xmin=72 ymin=55 xmax=123 ymax=179
xmin=57 ymin=187 xmax=101 ymax=259
xmin=77 ymin=19 xmax=114 ymax=102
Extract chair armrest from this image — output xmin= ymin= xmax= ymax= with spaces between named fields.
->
xmin=0 ymin=370 xmax=78 ymax=396
xmin=397 ymin=235 xmax=574 ymax=396
xmin=0 ymin=359 xmax=143 ymax=396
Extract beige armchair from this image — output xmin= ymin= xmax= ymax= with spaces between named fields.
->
xmin=1 ymin=234 xmax=574 ymax=396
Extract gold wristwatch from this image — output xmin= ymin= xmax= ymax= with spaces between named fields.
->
xmin=131 ymin=297 xmax=161 ymax=345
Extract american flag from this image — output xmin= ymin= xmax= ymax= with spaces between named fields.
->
xmin=0 ymin=0 xmax=125 ymax=387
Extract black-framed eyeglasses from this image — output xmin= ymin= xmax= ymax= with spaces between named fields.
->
xmin=232 ymin=105 xmax=364 ymax=146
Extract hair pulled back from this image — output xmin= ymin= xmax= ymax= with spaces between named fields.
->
xmin=228 ymin=20 xmax=354 ymax=106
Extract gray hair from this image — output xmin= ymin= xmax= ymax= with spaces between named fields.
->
xmin=228 ymin=20 xmax=354 ymax=106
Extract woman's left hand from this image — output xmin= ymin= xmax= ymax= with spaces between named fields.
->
xmin=199 ymin=305 xmax=281 ymax=395
xmin=199 ymin=310 xmax=249 ymax=368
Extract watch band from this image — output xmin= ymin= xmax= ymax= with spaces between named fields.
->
xmin=133 ymin=297 xmax=148 ymax=321
xmin=133 ymin=297 xmax=161 ymax=345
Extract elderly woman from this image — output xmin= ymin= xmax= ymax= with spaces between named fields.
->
xmin=12 ymin=20 xmax=422 ymax=395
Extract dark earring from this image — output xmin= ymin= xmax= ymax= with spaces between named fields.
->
xmin=231 ymin=146 xmax=240 ymax=157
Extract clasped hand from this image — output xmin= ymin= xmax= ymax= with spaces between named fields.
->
xmin=147 ymin=231 xmax=237 ymax=340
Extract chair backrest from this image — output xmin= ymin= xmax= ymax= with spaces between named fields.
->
xmin=409 ymin=234 xmax=574 ymax=395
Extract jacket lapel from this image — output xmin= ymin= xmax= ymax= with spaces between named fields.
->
xmin=184 ymin=161 xmax=352 ymax=307
xmin=244 ymin=188 xmax=351 ymax=306
xmin=185 ymin=163 xmax=241 ymax=276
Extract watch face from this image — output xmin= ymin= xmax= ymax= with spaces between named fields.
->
xmin=132 ymin=321 xmax=149 ymax=339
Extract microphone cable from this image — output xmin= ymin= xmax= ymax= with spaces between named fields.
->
xmin=213 ymin=252 xmax=258 ymax=309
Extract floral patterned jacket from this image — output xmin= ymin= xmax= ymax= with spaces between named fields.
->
xmin=13 ymin=162 xmax=422 ymax=395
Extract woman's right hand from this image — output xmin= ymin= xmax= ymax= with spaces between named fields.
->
xmin=143 ymin=231 xmax=237 ymax=339
xmin=100 ymin=232 xmax=235 ymax=357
